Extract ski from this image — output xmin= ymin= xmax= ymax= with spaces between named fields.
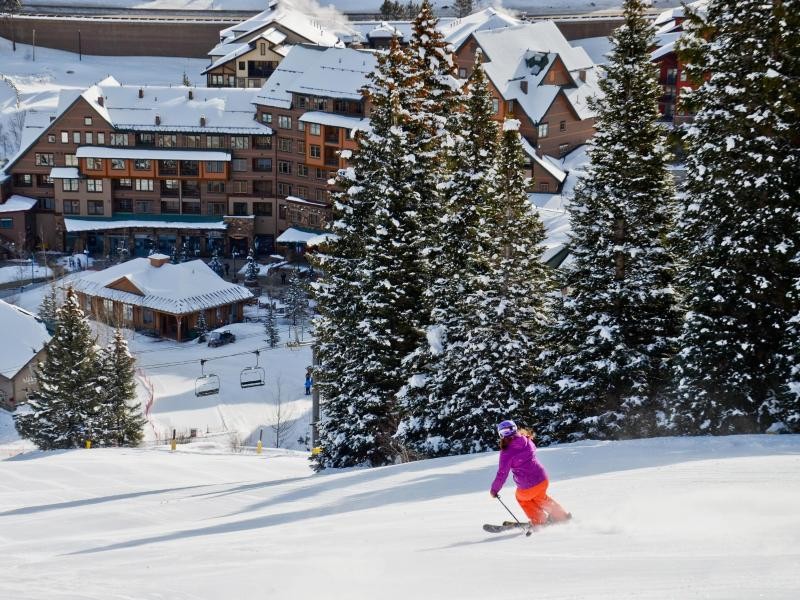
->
xmin=483 ymin=522 xmax=533 ymax=536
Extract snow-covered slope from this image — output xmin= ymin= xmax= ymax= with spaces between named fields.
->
xmin=1 ymin=435 xmax=798 ymax=599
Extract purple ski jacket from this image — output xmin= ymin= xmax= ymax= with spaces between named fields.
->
xmin=490 ymin=434 xmax=548 ymax=496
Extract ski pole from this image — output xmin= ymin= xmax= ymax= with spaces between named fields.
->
xmin=496 ymin=494 xmax=532 ymax=537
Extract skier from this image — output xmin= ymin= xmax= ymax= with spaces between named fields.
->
xmin=304 ymin=373 xmax=313 ymax=396
xmin=489 ymin=420 xmax=571 ymax=528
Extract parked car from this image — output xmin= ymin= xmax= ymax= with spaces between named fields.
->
xmin=207 ymin=330 xmax=236 ymax=348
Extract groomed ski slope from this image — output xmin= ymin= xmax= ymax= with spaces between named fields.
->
xmin=1 ymin=435 xmax=799 ymax=599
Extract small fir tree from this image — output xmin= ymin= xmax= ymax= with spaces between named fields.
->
xmin=245 ymin=249 xmax=259 ymax=282
xmin=196 ymin=310 xmax=209 ymax=339
xmin=284 ymin=271 xmax=308 ymax=327
xmin=208 ymin=250 xmax=224 ymax=278
xmin=535 ymin=0 xmax=680 ymax=444
xmin=96 ymin=329 xmax=144 ymax=446
xmin=264 ymin=302 xmax=280 ymax=348
xmin=670 ymin=0 xmax=800 ymax=434
xmin=38 ymin=283 xmax=59 ymax=332
xmin=15 ymin=288 xmax=103 ymax=449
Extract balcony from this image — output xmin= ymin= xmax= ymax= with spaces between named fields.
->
xmin=324 ymin=127 xmax=340 ymax=145
xmin=160 ymin=181 xmax=180 ymax=197
xmin=160 ymin=200 xmax=180 ymax=214
xmin=182 ymin=201 xmax=201 ymax=215
xmin=158 ymin=160 xmax=178 ymax=176
xmin=180 ymin=161 xmax=199 ymax=177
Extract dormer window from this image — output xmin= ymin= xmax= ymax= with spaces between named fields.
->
xmin=84 ymin=116 xmax=93 ymax=125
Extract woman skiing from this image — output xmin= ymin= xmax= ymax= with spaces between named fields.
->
xmin=490 ymin=420 xmax=571 ymax=527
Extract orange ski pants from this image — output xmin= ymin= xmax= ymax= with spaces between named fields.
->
xmin=515 ymin=479 xmax=569 ymax=525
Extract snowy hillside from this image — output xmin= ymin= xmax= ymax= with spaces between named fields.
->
xmin=1 ymin=435 xmax=798 ymax=599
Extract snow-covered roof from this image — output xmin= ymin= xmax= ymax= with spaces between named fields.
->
xmin=519 ymin=137 xmax=567 ymax=183
xmin=218 ymin=3 xmax=343 ymax=49
xmin=63 ymin=216 xmax=227 ymax=233
xmin=255 ymin=45 xmax=376 ymax=108
xmin=472 ymin=22 xmax=600 ymax=124
xmin=204 ymin=29 xmax=290 ymax=74
xmin=70 ymin=258 xmax=253 ymax=315
xmin=535 ymin=206 xmax=572 ymax=268
xmin=345 ymin=20 xmax=414 ymax=44
xmin=653 ymin=0 xmax=708 ymax=26
xmin=439 ymin=7 xmax=521 ymax=50
xmin=0 ymin=299 xmax=51 ymax=379
xmin=0 ymin=195 xmax=38 ymax=213
xmin=651 ymin=41 xmax=677 ymax=62
xmin=299 ymin=111 xmax=368 ymax=131
xmin=19 ymin=109 xmax=57 ymax=150
xmin=276 ymin=227 xmax=327 ymax=244
xmin=75 ymin=147 xmax=232 ymax=162
xmin=49 ymin=167 xmax=81 ymax=179
xmin=78 ymin=82 xmax=269 ymax=134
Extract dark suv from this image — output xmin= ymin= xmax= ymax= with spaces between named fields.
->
xmin=207 ymin=330 xmax=236 ymax=348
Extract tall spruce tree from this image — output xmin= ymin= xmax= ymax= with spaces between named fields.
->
xmin=96 ymin=329 xmax=144 ymax=446
xmin=38 ymin=283 xmax=59 ymax=331
xmin=535 ymin=0 xmax=680 ymax=444
xmin=264 ymin=302 xmax=280 ymax=348
xmin=312 ymin=39 xmax=421 ymax=469
xmin=671 ymin=0 xmax=800 ymax=434
xmin=15 ymin=287 xmax=103 ymax=449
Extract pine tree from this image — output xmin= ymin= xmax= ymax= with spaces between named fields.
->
xmin=15 ymin=288 xmax=104 ymax=449
xmin=38 ymin=283 xmax=59 ymax=332
xmin=285 ymin=271 xmax=308 ymax=327
xmin=96 ymin=329 xmax=144 ymax=447
xmin=196 ymin=310 xmax=209 ymax=339
xmin=264 ymin=302 xmax=280 ymax=348
xmin=671 ymin=0 xmax=800 ymax=434
xmin=245 ymin=249 xmax=259 ymax=282
xmin=536 ymin=0 xmax=680 ymax=444
xmin=455 ymin=0 xmax=473 ymax=18
xmin=208 ymin=250 xmax=224 ymax=278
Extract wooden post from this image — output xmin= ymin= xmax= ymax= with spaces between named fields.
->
xmin=257 ymin=429 xmax=263 ymax=454
xmin=170 ymin=429 xmax=177 ymax=451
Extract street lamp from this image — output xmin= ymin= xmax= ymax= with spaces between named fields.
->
xmin=30 ymin=252 xmax=35 ymax=285
xmin=232 ymin=248 xmax=240 ymax=280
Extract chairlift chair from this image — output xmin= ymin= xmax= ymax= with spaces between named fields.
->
xmin=240 ymin=350 xmax=265 ymax=389
xmin=195 ymin=359 xmax=220 ymax=397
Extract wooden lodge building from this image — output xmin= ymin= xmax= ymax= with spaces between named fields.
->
xmin=0 ymin=299 xmax=51 ymax=411
xmin=71 ymin=253 xmax=253 ymax=341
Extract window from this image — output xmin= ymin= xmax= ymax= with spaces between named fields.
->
xmin=116 ymin=198 xmax=133 ymax=211
xmin=84 ymin=116 xmax=93 ymax=125
xmin=309 ymin=123 xmax=321 ymax=136
xmin=253 ymin=202 xmax=272 ymax=216
xmin=309 ymin=212 xmax=320 ymax=227
xmin=205 ymin=161 xmax=225 ymax=173
xmin=123 ymin=304 xmax=133 ymax=323
xmin=238 ymin=61 xmax=245 ymax=70
xmin=458 ymin=67 xmax=467 ymax=78
xmin=97 ymin=132 xmax=105 ymax=145
xmin=230 ymin=136 xmax=250 ymax=149
xmin=134 ymin=179 xmax=154 ymax=191
xmin=61 ymin=131 xmax=69 ymax=143
xmin=315 ymin=168 xmax=325 ymax=179
xmin=254 ymin=135 xmax=272 ymax=150
xmin=62 ymin=179 xmax=79 ymax=192
xmin=143 ymin=309 xmax=154 ymax=325
xmin=0 ymin=217 xmax=12 ymax=229
xmin=559 ymin=143 xmax=570 ymax=156
xmin=277 ymin=183 xmax=292 ymax=197
xmin=278 ymin=161 xmax=292 ymax=175
xmin=297 ymin=186 xmax=307 ymax=199
xmin=206 ymin=135 xmax=224 ymax=149
xmin=136 ymin=133 xmax=155 ymax=146
xmin=315 ymin=188 xmax=327 ymax=202
xmin=278 ymin=137 xmax=292 ymax=152
xmin=87 ymin=179 xmax=103 ymax=193
xmin=88 ymin=200 xmax=104 ymax=215
xmin=279 ymin=204 xmax=287 ymax=219
xmin=63 ymin=200 xmax=79 ymax=214
xmin=38 ymin=197 xmax=55 ymax=210
xmin=233 ymin=202 xmax=248 ymax=216
xmin=111 ymin=158 xmax=126 ymax=170
xmin=73 ymin=132 xmax=80 ymax=144
xmin=135 ymin=200 xmax=152 ymax=213
xmin=297 ymin=120 xmax=305 ymax=132
xmin=537 ymin=123 xmax=549 ymax=138
xmin=86 ymin=158 xmax=103 ymax=170
xmin=539 ymin=182 xmax=550 ymax=192
xmin=47 ymin=133 xmax=56 ymax=143
xmin=680 ymin=70 xmax=687 ymax=82
xmin=185 ymin=135 xmax=201 ymax=148
xmin=260 ymin=43 xmax=266 ymax=56
xmin=115 ymin=178 xmax=132 ymax=189
xmin=297 ymin=96 xmax=307 ymax=109
xmin=298 ymin=164 xmax=309 ymax=177
xmin=309 ymin=145 xmax=321 ymax=159
xmin=85 ymin=132 xmax=93 ymax=144
xmin=14 ymin=174 xmax=32 ymax=186
xmin=507 ymin=100 xmax=515 ymax=114
xmin=232 ymin=180 xmax=248 ymax=194
xmin=158 ymin=159 xmax=177 ymax=175
xmin=491 ymin=98 xmax=499 ymax=114
xmin=208 ymin=202 xmax=226 ymax=215
xmin=210 ymin=74 xmax=226 ymax=86
xmin=261 ymin=112 xmax=272 ymax=124
xmin=37 ymin=175 xmax=54 ymax=187
xmin=310 ymin=97 xmax=325 ymax=111
xmin=560 ymin=120 xmax=566 ymax=131
xmin=110 ymin=133 xmax=128 ymax=146
xmin=207 ymin=181 xmax=225 ymax=193
xmin=35 ymin=153 xmax=54 ymax=166
xmin=277 ymin=115 xmax=292 ymax=129
xmin=134 ymin=159 xmax=151 ymax=171
xmin=297 ymin=141 xmax=305 ymax=155
xmin=65 ymin=154 xmax=78 ymax=167
xmin=253 ymin=158 xmax=272 ymax=172
xmin=232 ymin=158 xmax=248 ymax=172
xmin=157 ymin=134 xmax=177 ymax=148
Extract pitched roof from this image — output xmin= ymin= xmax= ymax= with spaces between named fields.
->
xmin=0 ymin=195 xmax=39 ymax=213
xmin=203 ymin=30 xmax=290 ymax=74
xmin=0 ymin=299 xmax=51 ymax=379
xmin=70 ymin=258 xmax=253 ymax=315
xmin=218 ymin=2 xmax=344 ymax=48
xmin=439 ymin=7 xmax=521 ymax=50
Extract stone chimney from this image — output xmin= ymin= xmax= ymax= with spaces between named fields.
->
xmin=138 ymin=88 xmax=144 ymax=98
xmin=148 ymin=254 xmax=170 ymax=268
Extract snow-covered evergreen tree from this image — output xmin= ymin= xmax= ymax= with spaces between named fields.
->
xmin=536 ymin=0 xmax=680 ymax=444
xmin=38 ymin=283 xmax=59 ymax=331
xmin=196 ymin=310 xmax=209 ymax=339
xmin=96 ymin=329 xmax=144 ymax=446
xmin=671 ymin=0 xmax=800 ymax=434
xmin=15 ymin=287 xmax=103 ymax=449
xmin=264 ymin=302 xmax=280 ymax=348
xmin=245 ymin=249 xmax=259 ymax=282
xmin=284 ymin=271 xmax=308 ymax=327
xmin=208 ymin=250 xmax=224 ymax=278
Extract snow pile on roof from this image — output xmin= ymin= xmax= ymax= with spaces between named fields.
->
xmin=518 ymin=137 xmax=567 ymax=183
xmin=439 ymin=7 xmax=521 ymax=50
xmin=75 ymin=147 xmax=232 ymax=162
xmin=298 ymin=111 xmax=368 ymax=131
xmin=472 ymin=22 xmax=600 ymax=124
xmin=0 ymin=195 xmax=38 ymax=213
xmin=78 ymin=81 xmax=269 ymax=135
xmin=276 ymin=227 xmax=327 ymax=244
xmin=63 ymin=217 xmax=227 ymax=233
xmin=255 ymin=45 xmax=377 ymax=108
xmin=653 ymin=0 xmax=708 ymax=26
xmin=71 ymin=258 xmax=253 ymax=315
xmin=0 ymin=299 xmax=50 ymax=379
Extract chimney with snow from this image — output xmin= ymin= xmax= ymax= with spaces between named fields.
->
xmin=579 ymin=70 xmax=587 ymax=82
xmin=200 ymin=115 xmax=206 ymax=127
xmin=97 ymin=96 xmax=104 ymax=106
xmin=155 ymin=115 xmax=161 ymax=126
xmin=520 ymin=80 xmax=528 ymax=94
xmin=188 ymin=89 xmax=194 ymax=100
xmin=148 ymin=254 xmax=170 ymax=268
xmin=138 ymin=88 xmax=143 ymax=98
